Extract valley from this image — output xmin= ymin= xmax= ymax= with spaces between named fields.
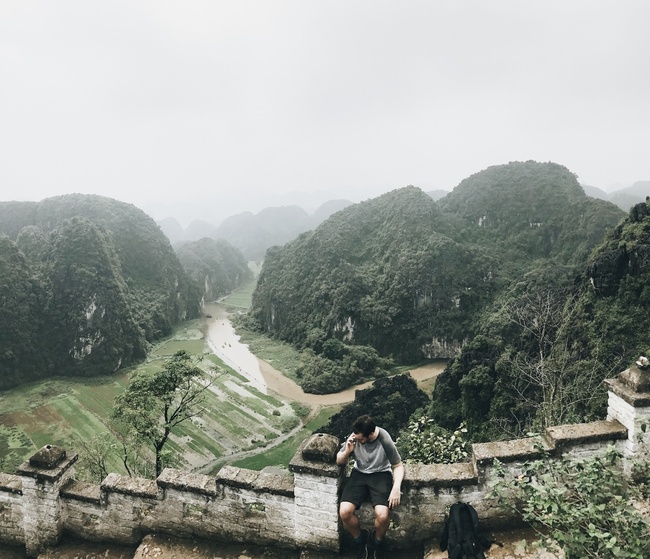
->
xmin=0 ymin=292 xmax=443 ymax=479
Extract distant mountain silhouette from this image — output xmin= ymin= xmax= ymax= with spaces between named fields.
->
xmin=185 ymin=219 xmax=219 ymax=241
xmin=582 ymin=180 xmax=650 ymax=210
xmin=426 ymin=189 xmax=450 ymax=201
xmin=310 ymin=199 xmax=352 ymax=223
xmin=158 ymin=199 xmax=353 ymax=260
xmin=158 ymin=216 xmax=185 ymax=244
xmin=581 ymin=184 xmax=609 ymax=201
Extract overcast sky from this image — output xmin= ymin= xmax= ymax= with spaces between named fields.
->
xmin=1 ymin=1 xmax=649 ymax=225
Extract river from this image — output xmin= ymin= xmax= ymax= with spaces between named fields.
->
xmin=204 ymin=302 xmax=446 ymax=406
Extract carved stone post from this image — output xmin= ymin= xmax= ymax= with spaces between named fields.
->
xmin=605 ymin=361 xmax=650 ymax=459
xmin=17 ymin=445 xmax=77 ymax=557
xmin=289 ymin=433 xmax=342 ymax=552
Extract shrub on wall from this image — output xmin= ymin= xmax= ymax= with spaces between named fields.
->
xmin=490 ymin=448 xmax=650 ymax=559
xmin=396 ymin=415 xmax=470 ymax=464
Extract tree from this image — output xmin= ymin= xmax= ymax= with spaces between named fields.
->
xmin=318 ymin=374 xmax=429 ymax=441
xmin=496 ymin=289 xmax=613 ymax=431
xmin=112 ymin=350 xmax=215 ymax=476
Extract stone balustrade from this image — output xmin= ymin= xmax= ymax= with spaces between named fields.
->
xmin=1 ymin=364 xmax=649 ymax=557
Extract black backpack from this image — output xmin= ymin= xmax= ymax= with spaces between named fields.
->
xmin=440 ymin=502 xmax=491 ymax=559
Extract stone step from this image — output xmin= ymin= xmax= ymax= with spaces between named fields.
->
xmin=3 ymin=530 xmax=563 ymax=559
xmin=27 ymin=534 xmax=342 ymax=559
xmin=15 ymin=533 xmax=425 ymax=559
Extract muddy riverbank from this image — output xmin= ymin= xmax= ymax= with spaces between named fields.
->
xmin=204 ymin=302 xmax=447 ymax=406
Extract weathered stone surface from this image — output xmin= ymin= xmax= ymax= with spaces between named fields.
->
xmin=157 ymin=468 xmax=217 ymax=496
xmin=619 ymin=364 xmax=650 ymax=392
xmin=60 ymin=479 xmax=101 ymax=504
xmin=257 ymin=472 xmax=294 ymax=497
xmin=605 ymin=376 xmax=650 ymax=407
xmin=403 ymin=462 xmax=477 ymax=488
xmin=545 ymin=420 xmax=627 ymax=450
xmin=289 ymin=437 xmax=340 ymax=478
xmin=101 ymin=473 xmax=157 ymax=498
xmin=17 ymin=451 xmax=77 ymax=482
xmin=218 ymin=466 xmax=295 ymax=497
xmin=300 ymin=433 xmax=338 ymax=462
xmin=29 ymin=444 xmax=66 ymax=469
xmin=473 ymin=437 xmax=549 ymax=465
xmin=0 ymin=472 xmax=22 ymax=494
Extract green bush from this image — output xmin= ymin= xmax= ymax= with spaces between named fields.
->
xmin=396 ymin=415 xmax=469 ymax=464
xmin=490 ymin=448 xmax=650 ymax=559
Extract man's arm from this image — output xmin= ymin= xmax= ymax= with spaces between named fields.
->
xmin=388 ymin=462 xmax=404 ymax=509
xmin=336 ymin=435 xmax=356 ymax=466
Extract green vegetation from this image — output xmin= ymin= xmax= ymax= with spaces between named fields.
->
xmin=221 ymin=261 xmax=262 ymax=309
xmin=233 ymin=406 xmax=336 ymax=471
xmin=491 ymin=448 xmax=650 ymax=558
xmin=396 ymin=416 xmax=469 ymax=464
xmin=318 ymin=374 xmax=429 ymax=441
xmin=0 ymin=195 xmax=196 ymax=389
xmin=247 ymin=163 xmax=624 ymax=399
xmin=175 ymin=237 xmax=252 ymax=302
xmin=0 ymin=194 xmax=250 ymax=391
xmin=0 ymin=313 xmax=304 ymax=479
xmin=295 ymin=342 xmax=393 ymax=394
xmin=0 ymin=375 xmax=129 ymax=474
xmin=431 ymin=200 xmax=650 ymax=442
xmin=112 ymin=350 xmax=214 ymax=476
xmin=234 ymin=321 xmax=305 ymax=382
xmin=3 ymin=161 xmax=648 ymax=480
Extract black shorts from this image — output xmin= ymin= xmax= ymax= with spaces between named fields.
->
xmin=341 ymin=469 xmax=393 ymax=508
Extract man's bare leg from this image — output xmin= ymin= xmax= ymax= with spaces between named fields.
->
xmin=373 ymin=504 xmax=390 ymax=540
xmin=340 ymin=501 xmax=362 ymax=538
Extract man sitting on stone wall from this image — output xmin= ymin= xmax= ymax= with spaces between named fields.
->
xmin=336 ymin=414 xmax=404 ymax=559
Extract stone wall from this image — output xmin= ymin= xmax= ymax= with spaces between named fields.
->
xmin=1 ymin=366 xmax=650 ymax=557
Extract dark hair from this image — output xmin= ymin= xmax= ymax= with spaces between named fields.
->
xmin=352 ymin=415 xmax=376 ymax=437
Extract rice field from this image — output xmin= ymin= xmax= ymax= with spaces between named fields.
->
xmin=0 ymin=308 xmax=309 ymax=478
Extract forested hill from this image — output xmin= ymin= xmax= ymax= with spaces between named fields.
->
xmin=437 ymin=161 xmax=624 ymax=267
xmin=248 ymin=161 xmax=625 ymax=383
xmin=429 ymin=198 xmax=650 ymax=442
xmin=0 ymin=194 xmax=244 ymax=390
xmin=250 ymin=186 xmax=499 ymax=361
xmin=175 ymin=237 xmax=252 ymax=302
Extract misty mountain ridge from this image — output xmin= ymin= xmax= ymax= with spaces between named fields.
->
xmin=248 ymin=161 xmax=624 ymax=374
xmin=582 ymin=180 xmax=650 ymax=210
xmin=158 ymin=178 xmax=646 ymax=264
xmin=159 ymin=199 xmax=353 ymax=260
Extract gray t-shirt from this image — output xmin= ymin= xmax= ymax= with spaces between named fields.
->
xmin=347 ymin=427 xmax=402 ymax=474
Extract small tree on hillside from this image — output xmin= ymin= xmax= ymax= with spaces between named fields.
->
xmin=112 ymin=350 xmax=215 ymax=477
xmin=496 ymin=289 xmax=619 ymax=431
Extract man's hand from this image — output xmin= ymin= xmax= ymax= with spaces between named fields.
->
xmin=336 ymin=433 xmax=357 ymax=466
xmin=389 ymin=462 xmax=405 ymax=509
xmin=388 ymin=486 xmax=401 ymax=509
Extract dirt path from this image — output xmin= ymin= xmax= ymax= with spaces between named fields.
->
xmin=194 ymin=404 xmax=323 ymax=474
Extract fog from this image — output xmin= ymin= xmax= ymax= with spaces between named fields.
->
xmin=1 ymin=1 xmax=649 ymax=226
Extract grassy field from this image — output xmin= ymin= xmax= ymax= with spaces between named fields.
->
xmin=221 ymin=261 xmax=262 ymax=310
xmin=0 ymin=307 xmax=309 ymax=478
xmin=233 ymin=406 xmax=339 ymax=471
